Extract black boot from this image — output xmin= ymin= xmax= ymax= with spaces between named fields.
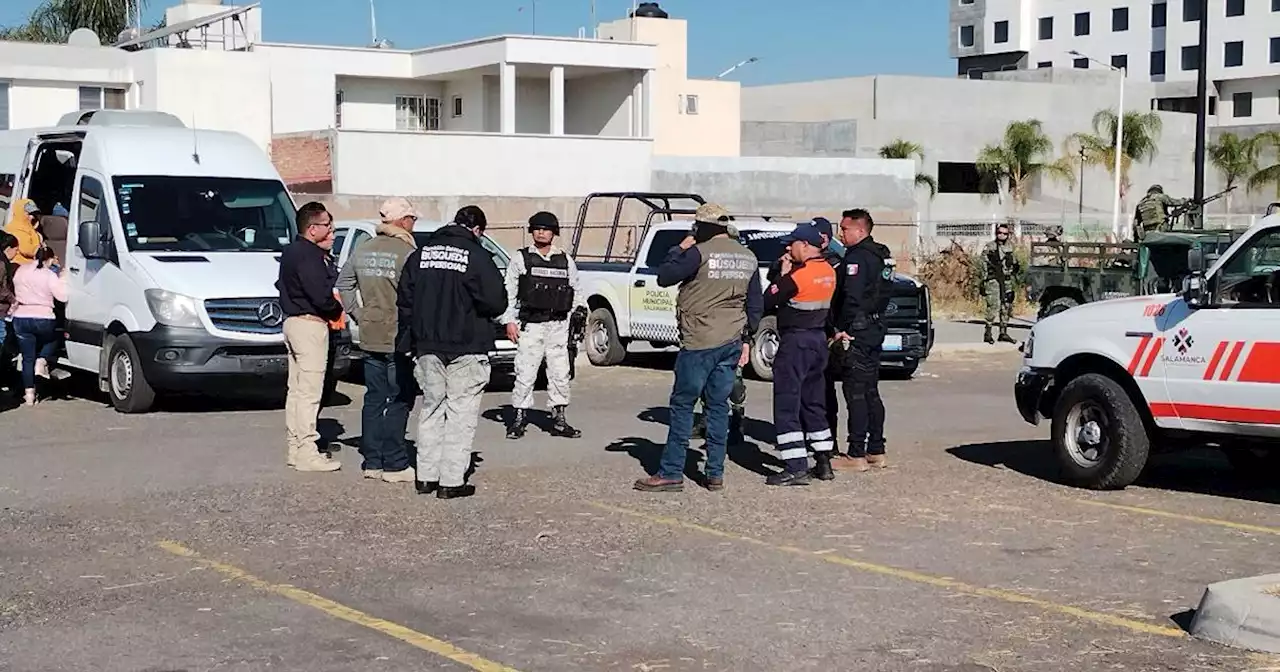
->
xmin=437 ymin=484 xmax=476 ymax=499
xmin=811 ymin=452 xmax=835 ymax=481
xmin=765 ymin=470 xmax=811 ymax=487
xmin=506 ymin=409 xmax=527 ymax=440
xmin=415 ymin=480 xmax=439 ymax=495
xmin=728 ymin=409 xmax=744 ymax=445
xmin=549 ymin=405 xmax=582 ymax=438
xmin=983 ymin=326 xmax=995 ymax=344
xmin=998 ymin=328 xmax=1017 ymax=344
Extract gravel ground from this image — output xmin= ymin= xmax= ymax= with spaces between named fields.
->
xmin=1 ymin=349 xmax=1279 ymax=672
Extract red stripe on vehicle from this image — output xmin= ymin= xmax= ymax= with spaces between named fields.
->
xmin=1218 ymin=341 xmax=1246 ymax=381
xmin=1149 ymin=402 xmax=1280 ymax=425
xmin=1236 ymin=342 xmax=1280 ymax=384
xmin=1203 ymin=341 xmax=1228 ymax=380
xmin=1139 ymin=338 xmax=1163 ymax=377
xmin=1127 ymin=335 xmax=1152 ymax=375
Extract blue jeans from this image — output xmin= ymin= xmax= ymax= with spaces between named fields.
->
xmin=13 ymin=317 xmax=57 ymax=390
xmin=658 ymin=340 xmax=742 ymax=481
xmin=360 ymin=352 xmax=414 ymax=472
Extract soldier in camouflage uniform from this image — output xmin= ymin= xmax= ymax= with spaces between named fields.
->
xmin=1132 ymin=184 xmax=1188 ymax=241
xmin=981 ymin=223 xmax=1019 ymax=345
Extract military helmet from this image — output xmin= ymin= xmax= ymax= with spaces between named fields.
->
xmin=1148 ymin=184 xmax=1164 ymax=194
xmin=527 ymin=211 xmax=560 ymax=235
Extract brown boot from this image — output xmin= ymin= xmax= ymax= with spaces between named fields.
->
xmin=846 ymin=457 xmax=871 ymax=472
xmin=830 ymin=453 xmax=859 ymax=470
xmin=633 ymin=475 xmax=684 ymax=492
xmin=867 ymin=454 xmax=888 ymax=469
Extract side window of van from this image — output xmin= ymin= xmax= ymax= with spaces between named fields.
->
xmin=78 ymin=176 xmax=104 ymax=226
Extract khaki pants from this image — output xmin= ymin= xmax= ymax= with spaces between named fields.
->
xmin=414 ymin=354 xmax=490 ymax=487
xmin=284 ymin=316 xmax=329 ymax=463
xmin=512 ymin=319 xmax=572 ymax=409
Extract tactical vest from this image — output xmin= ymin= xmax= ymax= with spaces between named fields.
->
xmin=848 ymin=245 xmax=894 ymax=331
xmin=517 ymin=248 xmax=574 ymax=323
xmin=676 ymin=236 xmax=757 ymax=351
xmin=777 ymin=259 xmax=836 ymax=331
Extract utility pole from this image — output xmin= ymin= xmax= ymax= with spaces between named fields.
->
xmin=1078 ymin=146 xmax=1085 ymax=216
xmin=1192 ymin=0 xmax=1210 ymax=219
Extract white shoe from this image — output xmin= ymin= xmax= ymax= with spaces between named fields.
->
xmin=34 ymin=358 xmax=49 ymax=380
xmin=381 ymin=468 xmax=415 ymax=483
xmin=362 ymin=469 xmax=385 ymax=480
xmin=293 ymin=454 xmax=341 ymax=472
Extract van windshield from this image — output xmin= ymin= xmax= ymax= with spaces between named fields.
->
xmin=112 ymin=176 xmax=297 ymax=252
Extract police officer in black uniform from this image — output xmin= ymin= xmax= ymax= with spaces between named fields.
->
xmin=831 ymin=209 xmax=893 ymax=471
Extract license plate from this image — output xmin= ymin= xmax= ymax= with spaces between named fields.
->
xmin=884 ymin=335 xmax=903 ymax=351
xmin=250 ymin=357 xmax=287 ymax=374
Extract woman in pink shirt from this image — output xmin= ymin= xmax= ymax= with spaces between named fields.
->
xmin=11 ymin=247 xmax=68 ymax=405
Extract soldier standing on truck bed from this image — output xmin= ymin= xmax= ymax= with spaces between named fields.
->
xmin=502 ymin=211 xmax=588 ymax=441
xmin=981 ymin=223 xmax=1019 ymax=345
xmin=1133 ymin=184 xmax=1188 ymax=241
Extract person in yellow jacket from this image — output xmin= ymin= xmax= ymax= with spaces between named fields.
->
xmin=5 ymin=199 xmax=44 ymax=266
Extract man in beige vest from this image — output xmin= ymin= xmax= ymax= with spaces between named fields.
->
xmin=633 ymin=203 xmax=763 ymax=493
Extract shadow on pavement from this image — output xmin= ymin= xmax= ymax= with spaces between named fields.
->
xmin=948 ymin=439 xmax=1280 ymax=505
xmin=629 ymin=406 xmax=784 ymax=476
xmin=618 ymin=349 xmax=677 ymax=372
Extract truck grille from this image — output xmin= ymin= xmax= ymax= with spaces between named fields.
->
xmin=205 ymin=297 xmax=284 ymax=335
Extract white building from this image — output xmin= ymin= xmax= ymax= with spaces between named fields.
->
xmin=951 ymin=0 xmax=1280 ymax=127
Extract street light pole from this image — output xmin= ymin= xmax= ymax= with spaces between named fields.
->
xmin=1078 ymin=146 xmax=1085 ymax=216
xmin=1192 ymin=0 xmax=1210 ymax=216
xmin=1112 ymin=67 xmax=1126 ymax=240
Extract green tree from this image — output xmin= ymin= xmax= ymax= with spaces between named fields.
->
xmin=1065 ymin=109 xmax=1163 ymax=203
xmin=1206 ymin=132 xmax=1260 ymax=212
xmin=1246 ymin=131 xmax=1280 ymax=199
xmin=878 ymin=138 xmax=938 ymax=199
xmin=975 ymin=119 xmax=1075 ymax=210
xmin=0 ymin=0 xmax=145 ymax=44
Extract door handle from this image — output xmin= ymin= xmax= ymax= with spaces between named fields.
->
xmin=633 ymin=279 xmax=646 ymax=287
xmin=68 ymin=267 xmax=81 ymax=275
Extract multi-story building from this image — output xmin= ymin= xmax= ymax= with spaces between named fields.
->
xmin=950 ymin=0 xmax=1280 ymax=127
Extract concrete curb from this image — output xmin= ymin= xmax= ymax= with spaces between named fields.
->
xmin=929 ymin=342 xmax=1023 ymax=356
xmin=1189 ymin=573 xmax=1280 ymax=653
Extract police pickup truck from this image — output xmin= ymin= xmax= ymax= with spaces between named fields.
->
xmin=571 ymin=192 xmax=933 ymax=379
xmin=1015 ymin=215 xmax=1280 ymax=489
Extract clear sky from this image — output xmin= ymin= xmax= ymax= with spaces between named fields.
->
xmin=0 ymin=0 xmax=953 ymax=85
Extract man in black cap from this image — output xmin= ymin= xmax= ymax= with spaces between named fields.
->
xmin=809 ymin=216 xmax=857 ymax=467
xmin=502 ymin=211 xmax=588 ymax=440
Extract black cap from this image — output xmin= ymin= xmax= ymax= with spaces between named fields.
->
xmin=454 ymin=205 xmax=488 ymax=230
xmin=528 ymin=211 xmax=560 ymax=233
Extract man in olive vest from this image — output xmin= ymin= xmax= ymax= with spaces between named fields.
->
xmin=633 ymin=203 xmax=763 ymax=493
xmin=1133 ymin=184 xmax=1188 ymax=241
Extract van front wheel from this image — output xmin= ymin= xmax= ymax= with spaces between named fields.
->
xmin=107 ymin=335 xmax=157 ymax=413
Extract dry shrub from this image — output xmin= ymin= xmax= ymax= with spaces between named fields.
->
xmin=915 ymin=240 xmax=1036 ymax=319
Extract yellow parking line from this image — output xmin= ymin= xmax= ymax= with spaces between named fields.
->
xmin=588 ymin=502 xmax=1185 ymax=639
xmin=1075 ymin=499 xmax=1280 ymax=536
xmin=157 ymin=541 xmax=521 ymax=672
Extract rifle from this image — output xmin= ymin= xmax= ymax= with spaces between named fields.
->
xmin=567 ymin=307 xmax=588 ymax=358
xmin=1168 ymin=186 xmax=1237 ymax=230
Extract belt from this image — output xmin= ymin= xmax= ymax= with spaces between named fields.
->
xmin=289 ymin=314 xmax=328 ymax=324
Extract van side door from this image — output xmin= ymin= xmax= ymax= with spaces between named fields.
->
xmin=63 ymin=170 xmax=116 ymax=371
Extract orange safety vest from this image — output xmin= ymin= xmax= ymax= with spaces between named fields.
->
xmin=329 ymin=290 xmax=347 ymax=330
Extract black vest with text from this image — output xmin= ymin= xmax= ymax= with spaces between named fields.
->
xmin=518 ymin=249 xmax=574 ymax=323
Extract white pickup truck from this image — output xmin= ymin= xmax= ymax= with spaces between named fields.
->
xmin=1015 ymin=216 xmax=1280 ymax=489
xmin=570 ymin=192 xmax=934 ymax=379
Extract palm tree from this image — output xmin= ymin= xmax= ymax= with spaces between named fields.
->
xmin=1247 ymin=131 xmax=1280 ymax=198
xmin=1206 ymin=132 xmax=1260 ymax=212
xmin=878 ymin=138 xmax=938 ymax=199
xmin=1065 ymin=109 xmax=1163 ymax=204
xmin=0 ymin=0 xmax=145 ymax=44
xmin=975 ymin=119 xmax=1075 ymax=210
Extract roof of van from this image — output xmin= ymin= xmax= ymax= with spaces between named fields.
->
xmin=44 ymin=125 xmax=281 ymax=182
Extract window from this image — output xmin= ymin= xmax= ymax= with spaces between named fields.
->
xmin=452 ymin=96 xmax=464 ymax=118
xmin=1153 ymin=2 xmax=1168 ymax=26
xmin=1275 ymin=0 xmax=1280 ymax=11
xmin=1151 ymin=49 xmax=1167 ymax=75
xmin=112 ymin=176 xmax=297 ymax=252
xmin=1037 ymin=60 xmax=1054 ymax=68
xmin=1234 ymin=91 xmax=1253 ymax=117
xmin=335 ymin=89 xmax=343 ymax=129
xmin=78 ymin=86 xmax=126 ymax=111
xmin=960 ymin=0 xmax=974 ymax=4
xmin=1074 ymin=57 xmax=1089 ymax=68
xmin=1216 ymin=229 xmax=1280 ymax=306
xmin=77 ymin=175 xmax=104 ymax=229
xmin=1225 ymin=40 xmax=1244 ymax=67
xmin=0 ymin=82 xmax=8 ymax=131
xmin=1111 ymin=54 xmax=1129 ymax=70
xmin=348 ymin=229 xmax=372 ymax=255
xmin=1184 ymin=0 xmax=1201 ymax=21
xmin=937 ymin=162 xmax=999 ymax=194
xmin=1112 ymin=6 xmax=1129 ymax=31
xmin=959 ymin=24 xmax=975 ymax=47
xmin=644 ymin=230 xmax=688 ymax=268
xmin=1271 ymin=37 xmax=1280 ymax=62
xmin=1182 ymin=44 xmax=1200 ymax=70
xmin=1075 ymin=11 xmax=1091 ymax=35
xmin=684 ymin=94 xmax=700 ymax=115
xmin=394 ymin=95 xmax=441 ymax=131
xmin=994 ymin=20 xmax=1009 ymax=43
xmin=1039 ymin=16 xmax=1053 ymax=39
xmin=1227 ymin=0 xmax=1245 ymax=16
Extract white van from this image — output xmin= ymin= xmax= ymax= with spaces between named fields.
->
xmin=4 ymin=110 xmax=350 ymax=413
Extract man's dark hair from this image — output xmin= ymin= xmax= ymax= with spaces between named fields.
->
xmin=296 ymin=201 xmax=330 ymax=232
xmin=0 ymin=232 xmax=17 ymax=251
xmin=841 ymin=208 xmax=874 ymax=231
xmin=454 ymin=205 xmax=488 ymax=232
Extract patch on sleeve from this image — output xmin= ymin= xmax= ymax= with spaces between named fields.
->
xmin=847 ymin=263 xmax=859 ymax=276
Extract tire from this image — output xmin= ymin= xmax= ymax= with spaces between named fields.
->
xmin=749 ymin=316 xmax=778 ymax=381
xmin=1041 ymin=296 xmax=1080 ymax=319
xmin=585 ymin=307 xmax=625 ymax=366
xmin=1050 ymin=373 xmax=1150 ymax=490
xmin=106 ymin=335 xmax=157 ymax=414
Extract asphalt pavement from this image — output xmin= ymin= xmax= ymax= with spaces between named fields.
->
xmin=2 ymin=348 xmax=1279 ymax=672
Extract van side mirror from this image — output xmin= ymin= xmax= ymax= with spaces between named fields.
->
xmin=1182 ymin=271 xmax=1209 ymax=309
xmin=77 ymin=219 xmax=105 ymax=259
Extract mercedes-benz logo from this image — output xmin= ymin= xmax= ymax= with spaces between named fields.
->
xmin=885 ymin=301 xmax=899 ymax=315
xmin=257 ymin=300 xmax=285 ymax=327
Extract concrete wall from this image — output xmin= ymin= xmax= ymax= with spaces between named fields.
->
xmin=741 ymin=120 xmax=858 ymax=158
xmin=565 ymin=70 xmax=637 ymax=136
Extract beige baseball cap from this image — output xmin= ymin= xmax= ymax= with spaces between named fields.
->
xmin=694 ymin=203 xmax=730 ymax=223
xmin=379 ymin=197 xmax=419 ymax=223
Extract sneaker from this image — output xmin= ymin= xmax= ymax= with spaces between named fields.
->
xmin=34 ymin=359 xmax=49 ymax=380
xmin=293 ymin=454 xmax=341 ymax=472
xmin=381 ymin=468 xmax=416 ymax=483
xmin=362 ymin=469 xmax=384 ymax=480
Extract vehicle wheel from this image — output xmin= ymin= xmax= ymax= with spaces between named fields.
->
xmin=585 ymin=307 xmax=625 ymax=366
xmin=1041 ymin=297 xmax=1080 ymax=319
xmin=106 ymin=335 xmax=156 ymax=414
xmin=1050 ymin=373 xmax=1150 ymax=490
xmin=749 ymin=316 xmax=779 ymax=381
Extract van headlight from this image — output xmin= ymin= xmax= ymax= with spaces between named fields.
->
xmin=145 ymin=289 xmax=202 ymax=328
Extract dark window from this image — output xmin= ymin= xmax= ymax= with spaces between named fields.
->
xmin=1039 ymin=16 xmax=1053 ymax=39
xmin=0 ymin=82 xmax=8 ymax=131
xmin=1074 ymin=57 xmax=1089 ymax=68
xmin=1210 ymin=96 xmax=1218 ymax=115
xmin=1275 ymin=0 xmax=1280 ymax=11
xmin=994 ymin=20 xmax=1009 ymax=43
xmin=959 ymin=0 xmax=974 ymax=4
xmin=1272 ymin=37 xmax=1280 ymax=62
xmin=1227 ymin=0 xmax=1245 ymax=16
xmin=938 ymin=162 xmax=998 ymax=194
xmin=1234 ymin=91 xmax=1253 ymax=117
xmin=1037 ymin=60 xmax=1053 ymax=68
xmin=959 ymin=24 xmax=975 ymax=47
xmin=1151 ymin=49 xmax=1167 ymax=75
xmin=1225 ymin=40 xmax=1244 ymax=67
xmin=1075 ymin=11 xmax=1091 ymax=35
xmin=1113 ymin=6 xmax=1130 ymax=30
xmin=644 ymin=230 xmax=689 ymax=268
xmin=112 ymin=176 xmax=298 ymax=252
xmin=77 ymin=175 xmax=104 ymax=230
xmin=1182 ymin=44 xmax=1200 ymax=70
xmin=1111 ymin=54 xmax=1129 ymax=69
xmin=1184 ymin=0 xmax=1201 ymax=21
xmin=1153 ymin=2 xmax=1168 ymax=26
